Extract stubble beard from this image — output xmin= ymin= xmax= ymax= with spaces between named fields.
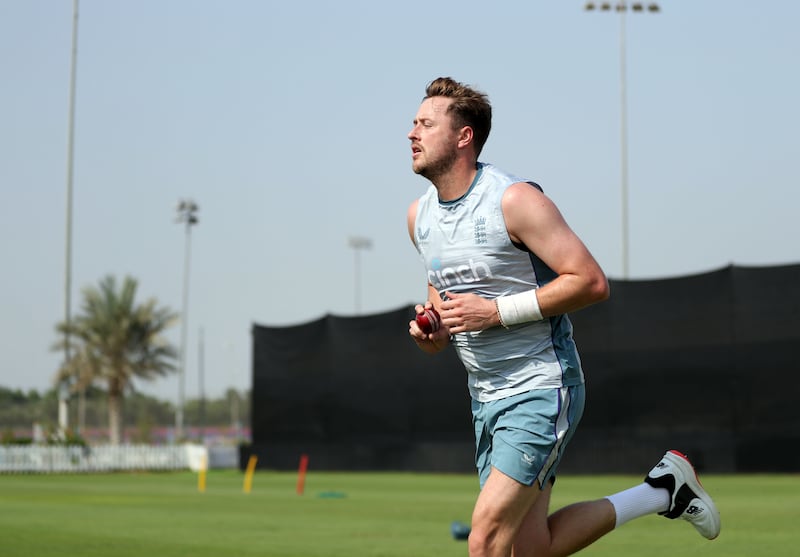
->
xmin=413 ymin=147 xmax=458 ymax=185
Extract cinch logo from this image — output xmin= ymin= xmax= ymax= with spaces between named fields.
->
xmin=428 ymin=258 xmax=493 ymax=289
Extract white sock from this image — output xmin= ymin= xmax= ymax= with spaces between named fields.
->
xmin=606 ymin=483 xmax=670 ymax=528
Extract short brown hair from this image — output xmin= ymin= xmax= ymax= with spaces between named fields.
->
xmin=425 ymin=77 xmax=492 ymax=157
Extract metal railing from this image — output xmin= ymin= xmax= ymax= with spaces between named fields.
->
xmin=0 ymin=444 xmax=229 ymax=474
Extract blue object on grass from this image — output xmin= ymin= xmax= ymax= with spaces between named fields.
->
xmin=450 ymin=520 xmax=471 ymax=540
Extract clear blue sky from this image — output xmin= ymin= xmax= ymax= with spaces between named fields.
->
xmin=1 ymin=1 xmax=798 ymax=403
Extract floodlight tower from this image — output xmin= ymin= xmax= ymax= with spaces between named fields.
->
xmin=348 ymin=236 xmax=372 ymax=314
xmin=60 ymin=0 xmax=81 ymax=435
xmin=584 ymin=2 xmax=661 ymax=279
xmin=175 ymin=199 xmax=199 ymax=441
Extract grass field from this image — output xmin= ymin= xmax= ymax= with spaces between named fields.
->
xmin=0 ymin=470 xmax=797 ymax=556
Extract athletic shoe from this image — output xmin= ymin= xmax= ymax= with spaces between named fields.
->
xmin=644 ymin=450 xmax=721 ymax=540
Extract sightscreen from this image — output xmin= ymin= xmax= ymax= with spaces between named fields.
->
xmin=248 ymin=264 xmax=800 ymax=473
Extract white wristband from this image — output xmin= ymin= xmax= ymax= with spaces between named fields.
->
xmin=495 ymin=289 xmax=543 ymax=327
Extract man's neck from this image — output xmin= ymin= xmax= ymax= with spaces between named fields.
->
xmin=434 ymin=160 xmax=479 ymax=202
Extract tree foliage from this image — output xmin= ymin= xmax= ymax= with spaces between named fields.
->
xmin=52 ymin=275 xmax=179 ymax=444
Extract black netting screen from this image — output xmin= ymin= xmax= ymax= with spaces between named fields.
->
xmin=251 ymin=307 xmax=473 ymax=470
xmin=248 ymin=264 xmax=800 ymax=472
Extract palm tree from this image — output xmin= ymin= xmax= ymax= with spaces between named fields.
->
xmin=54 ymin=275 xmax=178 ymax=444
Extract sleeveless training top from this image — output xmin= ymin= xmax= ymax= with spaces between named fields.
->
xmin=413 ymin=162 xmax=584 ymax=402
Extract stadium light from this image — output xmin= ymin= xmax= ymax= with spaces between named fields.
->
xmin=60 ymin=0 xmax=80 ymax=436
xmin=348 ymin=236 xmax=372 ymax=314
xmin=585 ymin=1 xmax=661 ymax=279
xmin=175 ymin=199 xmax=199 ymax=441
xmin=584 ymin=2 xmax=660 ymax=12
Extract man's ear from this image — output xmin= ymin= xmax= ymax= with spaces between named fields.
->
xmin=457 ymin=126 xmax=474 ymax=150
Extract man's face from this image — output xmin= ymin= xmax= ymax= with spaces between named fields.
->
xmin=408 ymin=96 xmax=459 ymax=181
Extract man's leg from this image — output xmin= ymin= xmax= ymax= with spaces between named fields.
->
xmin=470 ymin=450 xmax=721 ymax=557
xmin=469 ymin=467 xmax=616 ymax=557
xmin=512 ymin=482 xmax=615 ymax=557
xmin=468 ymin=467 xmax=540 ymax=557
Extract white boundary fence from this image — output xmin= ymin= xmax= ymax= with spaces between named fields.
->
xmin=0 ymin=444 xmax=238 ymax=473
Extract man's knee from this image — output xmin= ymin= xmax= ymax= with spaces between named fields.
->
xmin=469 ymin=507 xmax=519 ymax=557
xmin=467 ymin=521 xmax=504 ymax=557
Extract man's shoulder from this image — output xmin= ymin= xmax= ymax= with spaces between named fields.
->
xmin=478 ymin=163 xmax=542 ymax=192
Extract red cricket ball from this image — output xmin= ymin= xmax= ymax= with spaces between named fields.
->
xmin=416 ymin=308 xmax=441 ymax=335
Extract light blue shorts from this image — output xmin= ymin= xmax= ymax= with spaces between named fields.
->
xmin=472 ymin=384 xmax=585 ymax=489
